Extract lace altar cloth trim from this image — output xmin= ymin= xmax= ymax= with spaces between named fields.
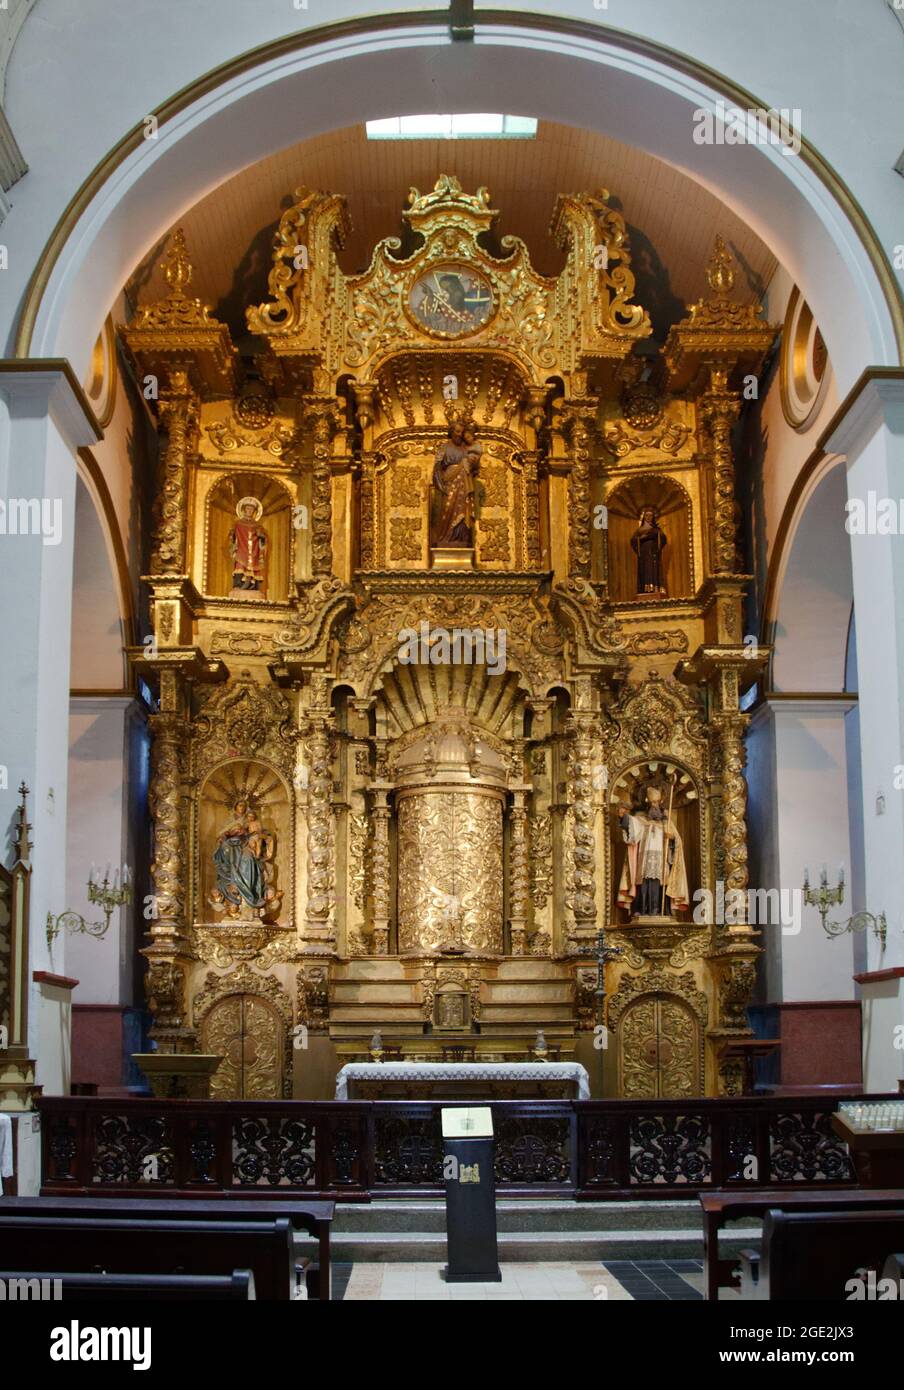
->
xmin=335 ymin=1061 xmax=591 ymax=1100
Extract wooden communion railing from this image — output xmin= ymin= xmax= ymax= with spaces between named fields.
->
xmin=36 ymin=1092 xmax=886 ymax=1201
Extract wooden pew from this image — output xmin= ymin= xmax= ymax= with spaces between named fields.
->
xmin=699 ymin=1189 xmax=904 ymax=1300
xmin=0 ymin=1196 xmax=334 ymax=1300
xmin=757 ymin=1208 xmax=904 ymax=1300
xmin=0 ymin=1270 xmax=255 ymax=1300
xmin=0 ymin=1216 xmax=295 ymax=1301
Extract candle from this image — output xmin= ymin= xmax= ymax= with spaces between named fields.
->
xmin=820 ymin=864 xmax=828 ymax=886
xmin=803 ymin=866 xmax=810 ymax=886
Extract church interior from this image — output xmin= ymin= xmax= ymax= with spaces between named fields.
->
xmin=1 ymin=0 xmax=903 ymax=1332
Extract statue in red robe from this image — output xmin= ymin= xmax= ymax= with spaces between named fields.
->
xmin=230 ymin=497 xmax=268 ymax=595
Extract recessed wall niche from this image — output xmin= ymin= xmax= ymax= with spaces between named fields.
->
xmin=205 ymin=472 xmax=292 ymax=602
xmin=605 ymin=474 xmax=693 ymax=603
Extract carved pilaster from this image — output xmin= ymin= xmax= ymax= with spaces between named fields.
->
xmin=518 ymin=449 xmax=543 ymax=568
xmin=151 ymin=371 xmax=198 ymax=575
xmin=358 ymin=452 xmax=378 ymax=569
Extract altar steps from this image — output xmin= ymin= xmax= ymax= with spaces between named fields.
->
xmin=321 ymin=1199 xmax=755 ymax=1264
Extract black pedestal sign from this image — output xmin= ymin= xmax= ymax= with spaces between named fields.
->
xmin=442 ymin=1106 xmax=502 ymax=1283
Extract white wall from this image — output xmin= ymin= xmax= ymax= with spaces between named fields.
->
xmin=65 ymin=697 xmax=139 ymax=1007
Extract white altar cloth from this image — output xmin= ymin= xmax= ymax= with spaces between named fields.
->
xmin=334 ymin=1061 xmax=591 ymax=1100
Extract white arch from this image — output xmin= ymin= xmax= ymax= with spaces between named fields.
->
xmin=770 ymin=455 xmax=853 ymax=692
xmin=16 ymin=17 xmax=900 ymax=389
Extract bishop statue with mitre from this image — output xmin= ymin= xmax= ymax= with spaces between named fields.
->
xmin=616 ymin=784 xmax=689 ymax=919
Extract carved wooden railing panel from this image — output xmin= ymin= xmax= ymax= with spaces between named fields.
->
xmin=37 ymin=1094 xmax=881 ymax=1200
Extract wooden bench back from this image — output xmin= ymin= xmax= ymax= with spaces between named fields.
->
xmin=762 ymin=1208 xmax=904 ymax=1300
xmin=0 ymin=1216 xmax=294 ymax=1301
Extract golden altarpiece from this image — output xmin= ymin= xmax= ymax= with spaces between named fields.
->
xmin=121 ymin=175 xmax=777 ymax=1102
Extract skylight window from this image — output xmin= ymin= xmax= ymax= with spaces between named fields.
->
xmin=366 ymin=114 xmax=538 ymax=140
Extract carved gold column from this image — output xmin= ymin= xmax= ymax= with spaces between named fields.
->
xmin=151 ymin=371 xmax=197 ymax=575
xmin=520 ymin=384 xmax=547 ymax=570
xmin=143 ymin=667 xmax=193 ymax=1048
xmin=508 ymin=790 xmax=530 ymax=956
xmin=370 ymin=790 xmax=392 ymax=956
xmin=700 ymin=367 xmax=741 ymax=576
xmin=561 ymin=400 xmax=596 ymax=580
xmin=566 ymin=713 xmax=599 ymax=952
xmin=305 ymin=399 xmax=343 ymax=578
xmin=302 ymin=712 xmax=336 ymax=952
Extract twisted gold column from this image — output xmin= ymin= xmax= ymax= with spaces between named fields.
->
xmin=151 ymin=371 xmax=197 ymax=575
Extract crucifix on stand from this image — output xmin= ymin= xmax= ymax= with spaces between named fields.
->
xmin=593 ymin=924 xmax=623 ymax=1097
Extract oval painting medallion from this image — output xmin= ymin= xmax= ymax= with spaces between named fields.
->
xmin=407 ymin=264 xmax=495 ymax=338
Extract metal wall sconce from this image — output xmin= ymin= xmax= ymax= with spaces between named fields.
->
xmin=46 ymin=864 xmax=133 ymax=946
xmin=803 ymin=865 xmax=886 ymax=948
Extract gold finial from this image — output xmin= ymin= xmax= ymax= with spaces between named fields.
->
xmin=706 ymin=235 xmax=735 ymax=296
xmin=163 ymin=228 xmax=193 ymax=297
xmin=15 ymin=782 xmax=32 ymax=864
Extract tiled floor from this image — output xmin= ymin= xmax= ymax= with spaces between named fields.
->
xmin=335 ymin=1259 xmax=706 ymax=1300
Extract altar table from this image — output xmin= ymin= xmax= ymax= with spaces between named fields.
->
xmin=335 ymin=1061 xmax=591 ymax=1101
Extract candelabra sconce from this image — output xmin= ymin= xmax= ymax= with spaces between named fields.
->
xmin=803 ymin=865 xmax=886 ymax=948
xmin=46 ymin=864 xmax=133 ymax=947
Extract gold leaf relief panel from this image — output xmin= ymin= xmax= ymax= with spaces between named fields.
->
xmin=202 ymin=995 xmax=244 ymax=1100
xmin=619 ymin=995 xmax=659 ymax=1100
xmin=242 ymin=998 xmax=284 ymax=1100
xmin=397 ymin=792 xmax=503 ymax=954
xmin=456 ymin=793 xmax=504 ymax=953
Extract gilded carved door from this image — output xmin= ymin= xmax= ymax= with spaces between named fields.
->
xmin=618 ymin=994 xmax=701 ymax=1099
xmin=201 ymin=994 xmax=284 ymax=1100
